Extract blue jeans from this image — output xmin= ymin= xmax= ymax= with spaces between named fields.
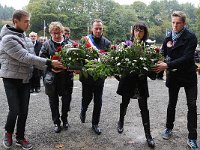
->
xmin=3 ymin=78 xmax=30 ymax=140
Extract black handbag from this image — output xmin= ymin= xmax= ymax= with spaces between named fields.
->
xmin=44 ymin=71 xmax=55 ymax=95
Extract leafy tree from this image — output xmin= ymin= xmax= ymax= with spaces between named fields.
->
xmin=0 ymin=4 xmax=15 ymax=20
xmin=25 ymin=0 xmax=198 ymax=44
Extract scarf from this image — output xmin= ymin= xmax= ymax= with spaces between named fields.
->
xmin=172 ymin=27 xmax=185 ymax=43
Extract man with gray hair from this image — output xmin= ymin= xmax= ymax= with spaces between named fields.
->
xmin=29 ymin=31 xmax=43 ymax=93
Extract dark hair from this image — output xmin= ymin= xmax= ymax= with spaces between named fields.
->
xmin=12 ymin=10 xmax=30 ymax=22
xmin=131 ymin=22 xmax=149 ymax=42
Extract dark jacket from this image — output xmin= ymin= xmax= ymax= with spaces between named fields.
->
xmin=32 ymin=41 xmax=43 ymax=77
xmin=116 ymin=41 xmax=157 ymax=99
xmin=79 ymin=34 xmax=111 ymax=84
xmin=117 ymin=73 xmax=149 ymax=99
xmin=40 ymin=39 xmax=73 ymax=96
xmin=34 ymin=41 xmax=42 ymax=56
xmin=161 ymin=29 xmax=197 ymax=87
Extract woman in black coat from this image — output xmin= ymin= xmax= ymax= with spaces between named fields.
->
xmin=40 ymin=22 xmax=73 ymax=133
xmin=116 ymin=22 xmax=155 ymax=148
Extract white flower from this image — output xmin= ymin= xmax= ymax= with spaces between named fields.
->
xmin=143 ymin=67 xmax=148 ymax=71
xmin=140 ymin=57 xmax=144 ymax=60
xmin=125 ymin=58 xmax=129 ymax=61
xmin=115 ymin=57 xmax=119 ymax=60
xmin=68 ymin=57 xmax=71 ymax=60
xmin=117 ymin=63 xmax=121 ymax=66
xmin=132 ymin=63 xmax=135 ymax=66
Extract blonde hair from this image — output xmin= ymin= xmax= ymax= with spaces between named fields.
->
xmin=171 ymin=11 xmax=186 ymax=23
xmin=49 ymin=22 xmax=64 ymax=33
xmin=29 ymin=31 xmax=37 ymax=37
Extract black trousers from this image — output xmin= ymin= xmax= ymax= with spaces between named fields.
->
xmin=48 ymin=93 xmax=71 ymax=125
xmin=30 ymin=68 xmax=41 ymax=89
xmin=30 ymin=76 xmax=41 ymax=89
xmin=81 ymin=81 xmax=104 ymax=125
xmin=121 ymin=94 xmax=149 ymax=115
xmin=47 ymin=71 xmax=73 ymax=125
xmin=3 ymin=78 xmax=30 ymax=140
xmin=166 ymin=85 xmax=197 ymax=139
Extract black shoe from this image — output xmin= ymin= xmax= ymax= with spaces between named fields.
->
xmin=187 ymin=139 xmax=200 ymax=150
xmin=63 ymin=121 xmax=69 ymax=130
xmin=162 ymin=128 xmax=172 ymax=140
xmin=146 ymin=134 xmax=155 ymax=148
xmin=54 ymin=124 xmax=61 ymax=133
xmin=117 ymin=120 xmax=124 ymax=134
xmin=92 ymin=125 xmax=102 ymax=135
xmin=3 ymin=132 xmax=13 ymax=149
xmin=35 ymin=88 xmax=41 ymax=93
xmin=80 ymin=112 xmax=86 ymax=123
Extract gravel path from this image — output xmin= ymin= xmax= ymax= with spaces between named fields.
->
xmin=0 ymin=77 xmax=200 ymax=150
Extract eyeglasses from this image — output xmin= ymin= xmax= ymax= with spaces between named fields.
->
xmin=134 ymin=28 xmax=144 ymax=32
xmin=64 ymin=32 xmax=70 ymax=35
xmin=51 ymin=32 xmax=62 ymax=35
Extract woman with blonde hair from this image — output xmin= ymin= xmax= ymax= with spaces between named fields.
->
xmin=40 ymin=22 xmax=74 ymax=133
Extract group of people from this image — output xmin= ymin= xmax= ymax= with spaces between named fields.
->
xmin=0 ymin=9 xmax=199 ymax=150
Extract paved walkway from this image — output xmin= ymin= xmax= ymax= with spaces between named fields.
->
xmin=0 ymin=77 xmax=200 ymax=150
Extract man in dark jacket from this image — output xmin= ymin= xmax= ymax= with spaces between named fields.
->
xmin=79 ymin=19 xmax=111 ymax=135
xmin=154 ymin=11 xmax=199 ymax=150
xmin=29 ymin=32 xmax=43 ymax=93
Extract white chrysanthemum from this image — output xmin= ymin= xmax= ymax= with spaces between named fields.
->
xmin=143 ymin=67 xmax=148 ymax=71
xmin=125 ymin=58 xmax=129 ymax=61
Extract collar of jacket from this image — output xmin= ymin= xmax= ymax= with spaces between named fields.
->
xmin=91 ymin=33 xmax=102 ymax=42
xmin=167 ymin=29 xmax=189 ymax=50
xmin=7 ymin=24 xmax=24 ymax=34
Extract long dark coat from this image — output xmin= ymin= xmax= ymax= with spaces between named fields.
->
xmin=32 ymin=41 xmax=43 ymax=77
xmin=117 ymin=73 xmax=149 ymax=99
xmin=161 ymin=29 xmax=197 ymax=88
xmin=39 ymin=39 xmax=73 ymax=96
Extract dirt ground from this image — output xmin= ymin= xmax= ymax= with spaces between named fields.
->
xmin=0 ymin=77 xmax=200 ymax=150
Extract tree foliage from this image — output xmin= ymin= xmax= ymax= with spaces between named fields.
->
xmin=22 ymin=0 xmax=199 ymax=43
